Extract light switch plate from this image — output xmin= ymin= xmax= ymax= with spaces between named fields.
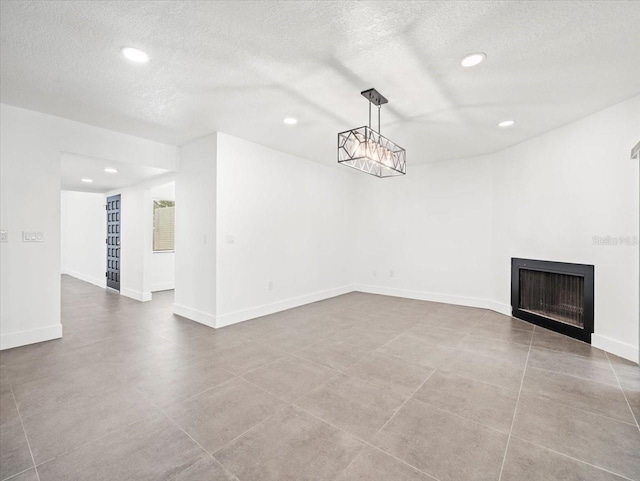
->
xmin=0 ymin=230 xmax=7 ymax=243
xmin=22 ymin=231 xmax=44 ymax=242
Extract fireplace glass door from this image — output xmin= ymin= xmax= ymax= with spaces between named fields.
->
xmin=519 ymin=269 xmax=584 ymax=328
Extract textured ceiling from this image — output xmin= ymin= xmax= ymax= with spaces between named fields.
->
xmin=2 ymin=1 xmax=640 ymax=165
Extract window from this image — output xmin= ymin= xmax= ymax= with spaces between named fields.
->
xmin=153 ymin=200 xmax=175 ymax=251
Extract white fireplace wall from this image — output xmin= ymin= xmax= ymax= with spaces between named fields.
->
xmin=491 ymin=94 xmax=640 ymax=362
xmin=354 ymin=94 xmax=640 ymax=362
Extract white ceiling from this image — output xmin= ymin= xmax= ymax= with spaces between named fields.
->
xmin=2 ymin=1 xmax=640 ymax=166
xmin=61 ymin=153 xmax=170 ymax=193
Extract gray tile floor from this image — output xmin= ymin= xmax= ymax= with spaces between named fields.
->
xmin=1 ymin=275 xmax=639 ymax=481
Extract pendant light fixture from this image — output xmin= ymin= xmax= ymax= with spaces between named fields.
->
xmin=338 ymin=88 xmax=406 ymax=178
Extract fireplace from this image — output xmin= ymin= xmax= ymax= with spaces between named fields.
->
xmin=511 ymin=258 xmax=594 ymax=343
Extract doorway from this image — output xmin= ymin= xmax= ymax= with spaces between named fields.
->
xmin=106 ymin=194 xmax=121 ymax=291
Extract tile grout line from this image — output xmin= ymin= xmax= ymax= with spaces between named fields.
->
xmin=9 ymin=385 xmax=41 ymax=481
xmin=528 ymin=340 xmax=611 ymax=360
xmin=373 ymin=374 xmax=430 ymax=438
xmin=1 ymin=466 xmax=37 ymax=481
xmin=210 ymin=403 xmax=293 ymax=457
xmin=294 ymin=398 xmax=446 ymax=481
xmin=369 ymin=352 xmax=447 ymax=439
xmin=140 ymin=390 xmax=242 ymax=481
xmin=141 ymin=335 xmax=407 ymax=474
xmin=508 ymin=433 xmax=638 ymax=481
xmin=469 ymin=336 xmax=639 ymax=428
xmin=405 ymin=394 xmax=524 ymax=437
xmin=371 ymin=325 xmax=420 ymax=353
xmin=131 ymin=376 xmax=238 ymax=418
xmin=296 ymin=352 xmax=517 ymax=437
xmin=523 ymin=360 xmax=621 ymax=390
xmin=604 ymin=351 xmax=640 ymax=433
xmin=466 ymin=330 xmax=533 ymax=346
xmin=497 ymin=324 xmax=534 ymax=481
xmin=13 ymin=375 xmax=146 ymax=423
xmin=435 ymin=362 xmax=524 ymax=393
xmin=367 ymin=327 xmax=482 ymax=440
xmin=166 ymin=456 xmax=241 ymax=481
xmin=32 ymin=412 xmax=159 ymax=469
xmin=239 ymin=370 xmax=446 ymax=481
xmin=325 ymin=447 xmax=365 ymax=481
xmin=509 ymin=390 xmax=639 ymax=428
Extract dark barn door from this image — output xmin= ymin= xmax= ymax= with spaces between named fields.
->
xmin=106 ymin=194 xmax=121 ymax=291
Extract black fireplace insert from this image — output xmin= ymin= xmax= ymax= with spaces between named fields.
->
xmin=511 ymin=258 xmax=594 ymax=343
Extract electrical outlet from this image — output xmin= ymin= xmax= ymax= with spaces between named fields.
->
xmin=373 ymin=270 xmax=377 ymax=277
xmin=390 ymin=270 xmax=395 ymax=278
xmin=268 ymin=281 xmax=273 ymax=291
xmin=0 ymin=230 xmax=7 ymax=243
xmin=226 ymin=235 xmax=235 ymax=244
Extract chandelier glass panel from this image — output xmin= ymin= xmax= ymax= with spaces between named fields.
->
xmin=337 ymin=88 xmax=406 ymax=177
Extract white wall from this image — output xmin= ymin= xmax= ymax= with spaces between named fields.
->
xmin=151 ymin=252 xmax=175 ymax=292
xmin=0 ymin=103 xmax=178 ymax=350
xmin=1 ymin=106 xmax=63 ymax=349
xmin=150 ymin=182 xmax=175 ymax=292
xmin=174 ymin=134 xmax=218 ymax=326
xmin=60 ymin=191 xmax=106 ymax=287
xmin=215 ymin=133 xmax=355 ymax=326
xmin=355 ymin=95 xmax=639 ymax=362
xmin=353 ymin=154 xmax=495 ymax=307
xmin=491 ymin=95 xmax=640 ymax=361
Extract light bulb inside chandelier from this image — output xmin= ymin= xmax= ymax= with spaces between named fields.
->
xmin=337 ymin=88 xmax=406 ymax=178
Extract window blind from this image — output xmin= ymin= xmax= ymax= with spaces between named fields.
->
xmin=153 ymin=201 xmax=175 ymax=251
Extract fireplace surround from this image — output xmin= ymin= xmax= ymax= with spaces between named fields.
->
xmin=511 ymin=258 xmax=594 ymax=343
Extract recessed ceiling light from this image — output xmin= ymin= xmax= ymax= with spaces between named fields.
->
xmin=81 ymin=178 xmax=94 ymax=183
xmin=461 ymin=52 xmax=486 ymax=67
xmin=121 ymin=47 xmax=149 ymax=63
xmin=283 ymin=117 xmax=298 ymax=125
xmin=104 ymin=168 xmax=118 ymax=174
xmin=498 ymin=120 xmax=515 ymax=128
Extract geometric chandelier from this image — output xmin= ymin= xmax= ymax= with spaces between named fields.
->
xmin=338 ymin=88 xmax=406 ymax=177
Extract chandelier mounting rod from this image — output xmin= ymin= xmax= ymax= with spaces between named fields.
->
xmin=361 ymin=88 xmax=387 ymax=134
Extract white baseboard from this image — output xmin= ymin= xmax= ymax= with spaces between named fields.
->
xmin=1 ymin=324 xmax=63 ymax=350
xmin=215 ymin=285 xmax=355 ymax=328
xmin=121 ymin=288 xmax=152 ymax=302
xmin=62 ymin=269 xmax=106 ymax=288
xmin=173 ymin=303 xmax=216 ymax=329
xmin=592 ymin=334 xmax=639 ymax=364
xmin=355 ymin=284 xmax=497 ymax=311
xmin=151 ymin=282 xmax=175 ymax=292
xmin=486 ymin=300 xmax=512 ymax=316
